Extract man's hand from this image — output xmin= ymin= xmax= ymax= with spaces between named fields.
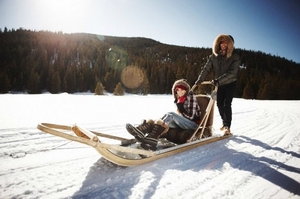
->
xmin=211 ymin=79 xmax=219 ymax=86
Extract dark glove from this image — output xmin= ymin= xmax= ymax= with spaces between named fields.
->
xmin=176 ymin=103 xmax=186 ymax=114
xmin=177 ymin=96 xmax=186 ymax=103
xmin=211 ymin=79 xmax=219 ymax=86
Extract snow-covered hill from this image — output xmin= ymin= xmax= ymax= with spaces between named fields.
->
xmin=1 ymin=93 xmax=300 ymax=199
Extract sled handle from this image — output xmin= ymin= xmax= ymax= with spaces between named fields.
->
xmin=190 ymin=81 xmax=213 ymax=92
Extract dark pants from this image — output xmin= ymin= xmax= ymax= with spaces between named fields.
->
xmin=217 ymin=81 xmax=237 ymax=128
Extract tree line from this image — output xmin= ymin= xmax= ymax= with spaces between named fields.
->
xmin=0 ymin=28 xmax=300 ymax=99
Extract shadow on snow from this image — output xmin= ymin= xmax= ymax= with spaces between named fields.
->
xmin=72 ymin=135 xmax=300 ymax=198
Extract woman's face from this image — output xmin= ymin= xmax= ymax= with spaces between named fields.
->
xmin=220 ymin=41 xmax=228 ymax=51
xmin=176 ymin=88 xmax=186 ymax=97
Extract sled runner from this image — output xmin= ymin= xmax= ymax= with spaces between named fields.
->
xmin=37 ymin=82 xmax=231 ymax=166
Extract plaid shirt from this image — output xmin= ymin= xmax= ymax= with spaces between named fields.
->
xmin=181 ymin=94 xmax=201 ymax=122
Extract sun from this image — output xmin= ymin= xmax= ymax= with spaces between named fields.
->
xmin=35 ymin=0 xmax=91 ymax=33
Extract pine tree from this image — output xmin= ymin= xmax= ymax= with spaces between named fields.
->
xmin=141 ymin=77 xmax=150 ymax=95
xmin=64 ymin=66 xmax=77 ymax=93
xmin=113 ymin=82 xmax=124 ymax=96
xmin=94 ymin=82 xmax=105 ymax=95
xmin=257 ymin=75 xmax=276 ymax=100
xmin=242 ymin=82 xmax=255 ymax=99
xmin=47 ymin=68 xmax=61 ymax=93
xmin=27 ymin=69 xmax=40 ymax=94
xmin=51 ymin=71 xmax=61 ymax=93
xmin=0 ymin=70 xmax=11 ymax=93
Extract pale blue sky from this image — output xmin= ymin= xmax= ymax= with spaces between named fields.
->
xmin=1 ymin=0 xmax=299 ymax=63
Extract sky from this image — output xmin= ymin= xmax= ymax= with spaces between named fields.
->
xmin=1 ymin=0 xmax=300 ymax=63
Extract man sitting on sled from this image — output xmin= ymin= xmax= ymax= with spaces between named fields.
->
xmin=126 ymin=79 xmax=202 ymax=150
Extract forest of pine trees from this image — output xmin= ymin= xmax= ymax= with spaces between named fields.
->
xmin=1 ymin=28 xmax=300 ymax=99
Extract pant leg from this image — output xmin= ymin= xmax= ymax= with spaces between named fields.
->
xmin=162 ymin=112 xmax=198 ymax=130
xmin=217 ymin=87 xmax=226 ymax=125
xmin=217 ymin=81 xmax=237 ymax=128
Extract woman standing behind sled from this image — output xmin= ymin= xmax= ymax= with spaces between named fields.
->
xmin=126 ymin=79 xmax=201 ymax=150
xmin=195 ymin=34 xmax=240 ymax=135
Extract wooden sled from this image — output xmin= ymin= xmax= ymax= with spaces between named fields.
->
xmin=37 ymin=123 xmax=231 ymax=166
xmin=37 ymin=82 xmax=231 ymax=166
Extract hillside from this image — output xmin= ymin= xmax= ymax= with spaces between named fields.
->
xmin=1 ymin=28 xmax=300 ymax=99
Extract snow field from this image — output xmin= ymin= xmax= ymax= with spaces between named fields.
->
xmin=0 ymin=93 xmax=300 ymax=199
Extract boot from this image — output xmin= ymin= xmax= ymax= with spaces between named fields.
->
xmin=165 ymin=128 xmax=193 ymax=144
xmin=137 ymin=119 xmax=154 ymax=135
xmin=223 ymin=126 xmax=232 ymax=136
xmin=126 ymin=119 xmax=154 ymax=142
xmin=141 ymin=119 xmax=169 ymax=150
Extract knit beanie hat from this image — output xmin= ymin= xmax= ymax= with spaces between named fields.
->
xmin=172 ymin=79 xmax=190 ymax=98
xmin=175 ymin=84 xmax=187 ymax=91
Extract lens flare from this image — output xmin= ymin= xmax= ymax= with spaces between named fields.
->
xmin=121 ymin=66 xmax=145 ymax=89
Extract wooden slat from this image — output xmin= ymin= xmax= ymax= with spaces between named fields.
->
xmin=37 ymin=123 xmax=155 ymax=156
xmin=37 ymin=123 xmax=231 ymax=166
xmin=95 ymin=135 xmax=231 ymax=166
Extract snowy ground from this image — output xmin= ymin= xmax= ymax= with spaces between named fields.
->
xmin=1 ymin=93 xmax=300 ymax=199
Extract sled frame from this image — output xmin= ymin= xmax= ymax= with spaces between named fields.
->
xmin=36 ymin=82 xmax=230 ymax=166
xmin=37 ymin=123 xmax=230 ymax=166
xmin=188 ymin=81 xmax=218 ymax=142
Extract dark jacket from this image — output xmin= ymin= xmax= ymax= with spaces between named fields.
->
xmin=198 ymin=34 xmax=241 ymax=86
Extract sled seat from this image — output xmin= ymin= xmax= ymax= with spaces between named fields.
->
xmin=163 ymin=95 xmax=214 ymax=144
xmin=196 ymin=94 xmax=214 ymax=127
